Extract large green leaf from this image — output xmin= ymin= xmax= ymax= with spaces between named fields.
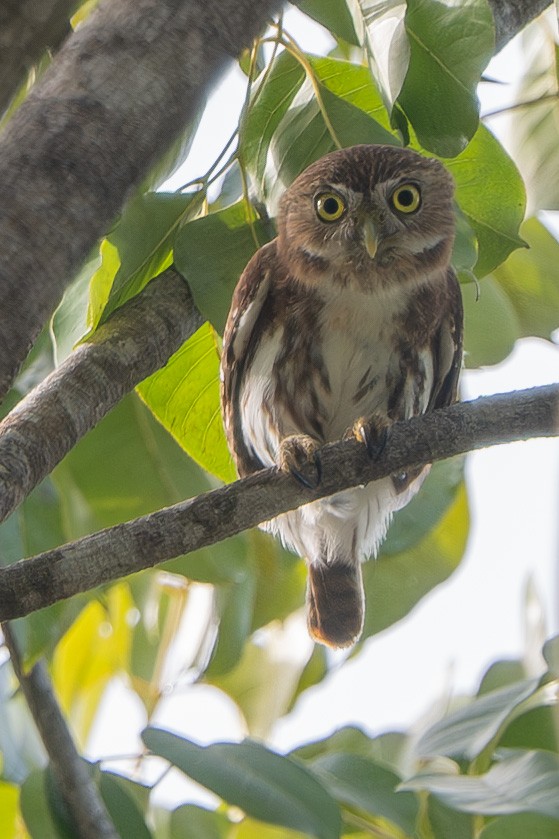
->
xmin=173 ymin=201 xmax=273 ymax=333
xmin=415 ymin=679 xmax=542 ymax=761
xmin=88 ymin=192 xmax=196 ymax=329
xmin=398 ymin=0 xmax=494 ymax=156
xmin=19 ymin=770 xmax=63 ymax=839
xmin=362 ymin=481 xmax=469 ymax=640
xmin=137 ymin=322 xmax=235 ymax=483
xmin=445 ymin=125 xmax=526 ymax=277
xmin=205 ymin=568 xmax=256 ymax=677
xmin=462 ymin=274 xmax=520 ymax=368
xmin=308 ymin=753 xmax=418 ymax=834
xmin=403 ymin=750 xmax=559 ymax=818
xmin=99 ymin=772 xmax=152 ymax=839
xmin=142 ymin=731 xmax=341 ymax=839
xmin=491 ymin=218 xmax=559 ymax=340
xmin=358 ymin=0 xmax=409 ymax=110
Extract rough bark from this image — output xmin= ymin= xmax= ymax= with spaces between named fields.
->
xmin=0 ymin=384 xmax=557 ymax=621
xmin=0 ymin=0 xmax=280 ymax=400
xmin=2 ymin=625 xmax=118 ymax=839
xmin=0 ymin=0 xmax=76 ymax=115
xmin=488 ymin=0 xmax=552 ymax=50
xmin=0 ymin=268 xmax=203 ymax=524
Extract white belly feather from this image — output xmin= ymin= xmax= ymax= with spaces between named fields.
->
xmin=240 ymin=284 xmax=432 ymax=567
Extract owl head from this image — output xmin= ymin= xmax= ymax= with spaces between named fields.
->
xmin=276 ymin=144 xmax=456 ymax=290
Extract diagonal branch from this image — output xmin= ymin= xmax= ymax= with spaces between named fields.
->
xmin=0 ymin=383 xmax=557 ymax=621
xmin=0 ymin=268 xmax=203 ymax=524
xmin=0 ymin=0 xmax=281 ymax=400
xmin=2 ymin=624 xmax=118 ymax=839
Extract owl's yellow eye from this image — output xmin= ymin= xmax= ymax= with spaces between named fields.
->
xmin=315 ymin=191 xmax=346 ymax=222
xmin=391 ymin=183 xmax=421 ymax=214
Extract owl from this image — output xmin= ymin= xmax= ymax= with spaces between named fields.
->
xmin=221 ymin=144 xmax=463 ymax=648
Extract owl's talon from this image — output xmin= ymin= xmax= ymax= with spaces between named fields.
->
xmin=352 ymin=414 xmax=390 ymax=460
xmin=279 ymin=435 xmax=322 ymax=488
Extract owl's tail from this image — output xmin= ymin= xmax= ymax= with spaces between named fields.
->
xmin=306 ymin=561 xmax=364 ymax=648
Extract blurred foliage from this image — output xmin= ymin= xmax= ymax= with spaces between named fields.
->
xmin=1 ymin=0 xmax=559 ymax=836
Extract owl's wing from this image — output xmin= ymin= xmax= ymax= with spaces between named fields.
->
xmin=428 ymin=267 xmax=464 ymax=411
xmin=221 ymin=240 xmax=277 ymax=476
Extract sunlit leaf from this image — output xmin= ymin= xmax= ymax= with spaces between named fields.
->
xmin=137 ymin=323 xmax=235 ymax=483
xmin=403 ymin=749 xmax=559 ymax=818
xmin=232 ymin=819 xmax=310 ymax=839
xmin=173 ymin=201 xmax=273 ymax=333
xmin=0 ymin=781 xmax=19 ymax=839
xmin=52 ymin=584 xmax=134 ymax=745
xmin=398 ymin=0 xmax=494 ymax=156
xmin=359 ymin=0 xmax=409 ymax=109
xmin=142 ymin=731 xmax=341 ymax=839
xmin=362 ymin=482 xmax=469 ymax=640
xmin=88 ymin=192 xmax=196 ymax=329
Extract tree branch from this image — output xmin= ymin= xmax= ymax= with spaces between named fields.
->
xmin=0 ymin=384 xmax=557 ymax=621
xmin=487 ymin=0 xmax=552 ymax=51
xmin=0 ymin=0 xmax=280 ymax=400
xmin=0 ymin=0 xmax=76 ymax=116
xmin=0 ymin=268 xmax=202 ymax=524
xmin=2 ymin=624 xmax=118 ymax=839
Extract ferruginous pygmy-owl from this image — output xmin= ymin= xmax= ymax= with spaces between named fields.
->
xmin=221 ymin=144 xmax=463 ymax=649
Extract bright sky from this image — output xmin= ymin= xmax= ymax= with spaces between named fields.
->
xmin=88 ymin=8 xmax=559 ymax=808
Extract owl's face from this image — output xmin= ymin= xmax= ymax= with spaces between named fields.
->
xmin=277 ymin=144 xmax=455 ymax=290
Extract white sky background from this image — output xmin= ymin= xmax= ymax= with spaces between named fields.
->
xmin=88 ymin=8 xmax=559 ymax=806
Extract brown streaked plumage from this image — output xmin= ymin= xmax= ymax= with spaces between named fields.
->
xmin=221 ymin=144 xmax=463 ymax=648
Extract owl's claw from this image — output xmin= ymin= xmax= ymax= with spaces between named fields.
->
xmin=279 ymin=435 xmax=322 ymax=489
xmin=351 ymin=414 xmax=390 ymax=460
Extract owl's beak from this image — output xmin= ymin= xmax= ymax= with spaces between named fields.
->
xmin=362 ymin=217 xmax=379 ymax=259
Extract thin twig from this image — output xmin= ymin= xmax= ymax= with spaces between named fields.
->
xmin=2 ymin=624 xmax=118 ymax=839
xmin=0 ymin=383 xmax=557 ymax=621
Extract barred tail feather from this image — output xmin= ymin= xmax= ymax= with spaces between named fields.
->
xmin=307 ymin=561 xmax=364 ymax=649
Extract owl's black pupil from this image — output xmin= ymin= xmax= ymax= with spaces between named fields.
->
xmin=398 ymin=189 xmax=414 ymax=206
xmin=323 ymin=197 xmax=340 ymax=215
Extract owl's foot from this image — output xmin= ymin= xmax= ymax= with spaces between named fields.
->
xmin=279 ymin=434 xmax=322 ymax=489
xmin=349 ymin=413 xmax=390 ymax=460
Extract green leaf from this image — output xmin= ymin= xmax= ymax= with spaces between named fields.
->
xmin=170 ymin=805 xmax=230 ymax=839
xmin=89 ymin=192 xmax=196 ymax=328
xmin=0 ymin=781 xmax=19 ymax=839
xmin=462 ymin=274 xmax=520 ymax=368
xmin=20 ymin=770 xmax=64 ymax=839
xmin=51 ymin=250 xmax=101 ymax=363
xmin=543 ymin=635 xmax=559 ymax=678
xmin=381 ymin=457 xmax=465 ymax=555
xmin=480 ymin=813 xmax=559 ymax=839
xmin=205 ymin=569 xmax=256 ymax=677
xmin=137 ymin=322 xmax=235 ymax=483
xmin=491 ymin=218 xmax=559 ymax=341
xmin=415 ymin=679 xmax=541 ymax=761
xmin=99 ymin=772 xmax=152 ymax=839
xmin=398 ymin=0 xmax=494 ymax=156
xmin=142 ymin=731 xmax=341 ymax=839
xmin=173 ymin=201 xmax=273 ymax=333
xmin=297 ymin=0 xmax=362 ymax=46
xmin=428 ymin=796 xmax=475 ymax=839
xmin=240 ymin=50 xmax=306 ymax=194
xmin=309 ymin=753 xmax=418 ymax=834
xmin=0 ymin=661 xmax=46 ymax=784
xmin=445 ymin=125 xmax=526 ymax=277
xmin=359 ymin=0 xmax=409 ymax=110
xmin=294 ymin=727 xmax=408 ymax=776
xmin=403 ymin=750 xmax=559 ymax=818
xmin=362 ymin=481 xmax=469 ymax=640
